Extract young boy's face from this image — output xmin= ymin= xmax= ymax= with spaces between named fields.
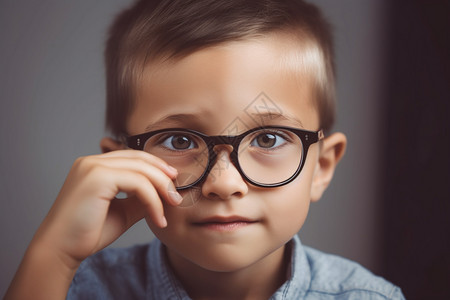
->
xmin=126 ymin=35 xmax=343 ymax=273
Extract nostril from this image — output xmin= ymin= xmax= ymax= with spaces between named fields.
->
xmin=205 ymin=190 xmax=245 ymax=201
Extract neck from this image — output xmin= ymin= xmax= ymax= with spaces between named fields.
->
xmin=165 ymin=244 xmax=291 ymax=300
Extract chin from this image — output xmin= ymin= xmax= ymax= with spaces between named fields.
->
xmin=173 ymin=239 xmax=285 ymax=274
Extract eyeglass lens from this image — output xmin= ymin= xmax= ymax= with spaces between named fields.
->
xmin=143 ymin=128 xmax=304 ymax=189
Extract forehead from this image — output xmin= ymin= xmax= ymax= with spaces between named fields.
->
xmin=128 ymin=34 xmax=320 ymax=135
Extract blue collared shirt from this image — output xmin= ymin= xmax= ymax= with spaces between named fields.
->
xmin=67 ymin=236 xmax=405 ymax=299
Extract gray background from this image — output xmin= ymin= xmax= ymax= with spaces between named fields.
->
xmin=0 ymin=0 xmax=386 ymax=296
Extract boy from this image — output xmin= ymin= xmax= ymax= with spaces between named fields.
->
xmin=5 ymin=0 xmax=404 ymax=299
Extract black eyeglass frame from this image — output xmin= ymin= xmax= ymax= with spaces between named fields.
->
xmin=126 ymin=126 xmax=324 ymax=189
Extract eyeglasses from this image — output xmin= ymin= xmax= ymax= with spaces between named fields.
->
xmin=126 ymin=126 xmax=324 ymax=190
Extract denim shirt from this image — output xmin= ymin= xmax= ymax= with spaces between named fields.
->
xmin=67 ymin=236 xmax=405 ymax=299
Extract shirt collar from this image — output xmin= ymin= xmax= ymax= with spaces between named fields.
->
xmin=271 ymin=235 xmax=311 ymax=299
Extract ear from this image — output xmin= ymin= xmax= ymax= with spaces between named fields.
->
xmin=100 ymin=137 xmax=126 ymax=153
xmin=310 ymin=132 xmax=347 ymax=202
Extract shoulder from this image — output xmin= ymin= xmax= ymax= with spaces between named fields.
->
xmin=79 ymin=242 xmax=149 ymax=270
xmin=303 ymin=246 xmax=405 ymax=299
xmin=67 ymin=242 xmax=153 ymax=299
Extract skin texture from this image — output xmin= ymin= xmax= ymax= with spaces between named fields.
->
xmin=5 ymin=35 xmax=346 ymax=300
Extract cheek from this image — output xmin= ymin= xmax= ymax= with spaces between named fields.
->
xmin=274 ymin=187 xmax=309 ymax=226
xmin=263 ymin=168 xmax=315 ymax=235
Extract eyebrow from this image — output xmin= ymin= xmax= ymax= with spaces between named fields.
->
xmin=144 ymin=112 xmax=304 ymax=133
xmin=248 ymin=112 xmax=304 ymax=128
xmin=145 ymin=114 xmax=200 ymax=132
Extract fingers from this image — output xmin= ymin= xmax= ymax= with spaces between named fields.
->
xmin=100 ymin=149 xmax=178 ymax=179
xmin=78 ymin=150 xmax=182 ymax=228
xmin=111 ymin=168 xmax=167 ymax=227
xmin=93 ymin=156 xmax=182 ymax=207
xmin=33 ymin=149 xmax=180 ymax=264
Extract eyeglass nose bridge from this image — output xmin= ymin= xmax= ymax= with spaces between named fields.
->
xmin=203 ymin=135 xmax=243 ymax=158
xmin=205 ymin=135 xmax=242 ymax=148
xmin=175 ymin=135 xmax=243 ymax=190
xmin=197 ymin=135 xmax=243 ymax=183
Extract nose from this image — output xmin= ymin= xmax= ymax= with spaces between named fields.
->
xmin=201 ymin=147 xmax=248 ymax=200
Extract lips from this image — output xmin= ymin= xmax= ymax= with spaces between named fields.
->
xmin=193 ymin=216 xmax=257 ymax=231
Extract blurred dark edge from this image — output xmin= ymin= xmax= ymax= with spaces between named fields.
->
xmin=381 ymin=0 xmax=450 ymax=299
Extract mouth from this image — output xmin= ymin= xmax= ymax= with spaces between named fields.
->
xmin=193 ymin=216 xmax=258 ymax=232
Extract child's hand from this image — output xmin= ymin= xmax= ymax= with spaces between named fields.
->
xmin=33 ymin=149 xmax=181 ymax=265
xmin=5 ymin=149 xmax=182 ymax=299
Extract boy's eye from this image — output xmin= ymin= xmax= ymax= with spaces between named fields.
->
xmin=161 ymin=134 xmax=197 ymax=150
xmin=250 ymin=132 xmax=287 ymax=149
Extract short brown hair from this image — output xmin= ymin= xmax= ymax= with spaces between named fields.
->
xmin=105 ymin=0 xmax=335 ymax=137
